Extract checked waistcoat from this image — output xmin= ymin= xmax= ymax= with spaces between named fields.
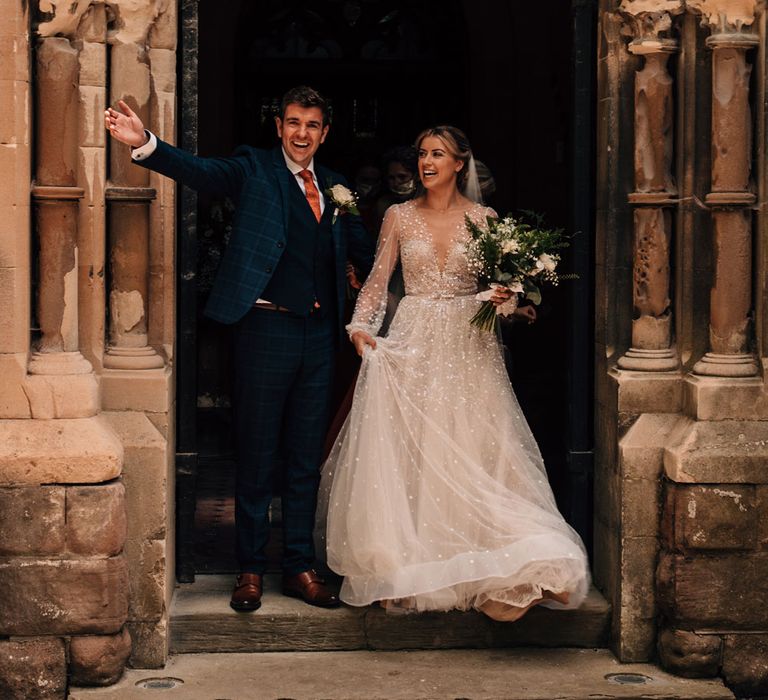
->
xmin=259 ymin=175 xmax=336 ymax=317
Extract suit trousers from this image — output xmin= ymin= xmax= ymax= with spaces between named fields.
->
xmin=233 ymin=306 xmax=335 ymax=575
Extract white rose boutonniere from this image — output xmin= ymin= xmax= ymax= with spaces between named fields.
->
xmin=325 ymin=183 xmax=360 ymax=224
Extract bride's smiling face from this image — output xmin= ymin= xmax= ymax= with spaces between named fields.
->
xmin=418 ymin=136 xmax=464 ymax=191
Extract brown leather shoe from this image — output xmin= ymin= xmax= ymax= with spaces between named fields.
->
xmin=230 ymin=573 xmax=263 ymax=612
xmin=282 ymin=569 xmax=340 ymax=608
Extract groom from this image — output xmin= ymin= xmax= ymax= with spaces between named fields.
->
xmin=105 ymin=86 xmax=374 ymax=612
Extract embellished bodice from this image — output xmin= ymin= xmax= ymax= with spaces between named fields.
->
xmin=398 ymin=199 xmax=484 ymax=298
xmin=347 ymin=199 xmax=495 ymax=337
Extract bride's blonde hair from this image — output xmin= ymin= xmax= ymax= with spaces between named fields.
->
xmin=415 ymin=125 xmax=472 ymax=188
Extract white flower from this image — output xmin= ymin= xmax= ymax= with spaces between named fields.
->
xmin=328 ymin=184 xmax=355 ymax=207
xmin=502 ymin=239 xmax=520 ymax=254
xmin=325 ymin=183 xmax=360 ymax=223
xmin=536 ymin=253 xmax=557 ymax=272
xmin=496 ymin=221 xmax=515 ymax=236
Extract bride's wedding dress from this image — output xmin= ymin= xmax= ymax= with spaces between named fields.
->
xmin=318 ymin=200 xmax=589 ymax=620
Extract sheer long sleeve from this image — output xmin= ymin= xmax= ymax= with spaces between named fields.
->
xmin=346 ymin=204 xmax=401 ymax=338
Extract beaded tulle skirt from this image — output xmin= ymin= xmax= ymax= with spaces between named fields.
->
xmin=317 ymin=293 xmax=589 ymax=620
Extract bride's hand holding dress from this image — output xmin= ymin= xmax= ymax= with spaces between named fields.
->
xmin=350 ymin=330 xmax=376 ymax=356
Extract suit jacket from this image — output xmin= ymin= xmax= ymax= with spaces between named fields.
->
xmin=135 ymin=139 xmax=374 ymax=338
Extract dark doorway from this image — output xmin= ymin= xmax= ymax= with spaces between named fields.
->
xmin=176 ymin=0 xmax=595 ymax=580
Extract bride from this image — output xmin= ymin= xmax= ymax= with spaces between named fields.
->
xmin=318 ymin=125 xmax=589 ymax=621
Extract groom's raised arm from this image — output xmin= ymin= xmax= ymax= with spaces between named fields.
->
xmin=105 ymin=100 xmax=250 ymax=198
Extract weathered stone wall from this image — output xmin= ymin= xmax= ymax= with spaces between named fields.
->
xmin=596 ymin=0 xmax=768 ymax=696
xmin=0 ymin=0 xmax=177 ymax=695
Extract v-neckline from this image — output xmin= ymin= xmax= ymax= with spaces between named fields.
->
xmin=412 ymin=201 xmax=478 ymax=275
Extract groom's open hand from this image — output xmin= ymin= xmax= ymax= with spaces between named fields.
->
xmin=351 ymin=330 xmax=376 ymax=357
xmin=104 ymin=100 xmax=148 ymax=148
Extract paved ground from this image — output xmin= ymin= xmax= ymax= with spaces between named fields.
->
xmin=69 ymin=648 xmax=734 ymax=700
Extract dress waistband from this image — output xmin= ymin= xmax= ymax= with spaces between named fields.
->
xmin=404 ymin=292 xmax=478 ymax=300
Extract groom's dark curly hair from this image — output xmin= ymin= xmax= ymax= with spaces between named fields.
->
xmin=280 ymin=85 xmax=331 ymax=126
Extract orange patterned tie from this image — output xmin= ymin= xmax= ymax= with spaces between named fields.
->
xmin=298 ymin=169 xmax=322 ymax=223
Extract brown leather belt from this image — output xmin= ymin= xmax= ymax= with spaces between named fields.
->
xmin=254 ymin=302 xmax=319 ymax=315
xmin=254 ymin=302 xmax=293 ymax=313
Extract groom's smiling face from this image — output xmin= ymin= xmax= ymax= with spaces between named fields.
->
xmin=276 ymin=104 xmax=329 ymax=169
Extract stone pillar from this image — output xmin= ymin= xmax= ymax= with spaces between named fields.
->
xmin=0 ymin=0 xmax=32 ymax=419
xmin=104 ymin=185 xmax=160 ymax=369
xmin=693 ymin=13 xmax=759 ymax=377
xmin=618 ymin=8 xmax=679 ymax=372
xmin=103 ymin=39 xmax=162 ymax=371
xmin=27 ymin=36 xmax=99 ymax=416
xmin=147 ymin=4 xmax=178 ymax=360
xmin=77 ymin=3 xmax=109 ymax=371
xmin=618 ymin=7 xmax=680 ymax=371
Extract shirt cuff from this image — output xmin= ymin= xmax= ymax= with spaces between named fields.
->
xmin=346 ymin=322 xmax=376 ymax=340
xmin=131 ymin=131 xmax=157 ymax=161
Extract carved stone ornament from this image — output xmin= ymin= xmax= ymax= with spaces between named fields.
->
xmin=619 ymin=0 xmax=684 ymax=46
xmin=37 ymin=0 xmax=95 ymax=38
xmin=36 ymin=0 xmax=171 ymax=44
xmin=687 ymin=0 xmax=765 ymax=33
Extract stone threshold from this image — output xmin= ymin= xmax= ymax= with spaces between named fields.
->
xmin=69 ymin=648 xmax=735 ymax=699
xmin=169 ymin=574 xmax=611 ymax=654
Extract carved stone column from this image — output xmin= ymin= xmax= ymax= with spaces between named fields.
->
xmin=77 ymin=3 xmax=109 ymax=371
xmin=692 ymin=6 xmax=759 ymax=377
xmin=27 ymin=35 xmax=98 ymax=415
xmin=618 ymin=5 xmax=680 ymax=371
xmin=104 ymin=38 xmax=162 ymax=370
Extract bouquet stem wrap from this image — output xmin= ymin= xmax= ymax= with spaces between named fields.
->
xmin=473 ymin=283 xmax=520 ymax=332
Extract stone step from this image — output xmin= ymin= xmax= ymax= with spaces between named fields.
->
xmin=170 ymin=574 xmax=611 ymax=654
xmin=70 ymin=649 xmax=735 ymax=700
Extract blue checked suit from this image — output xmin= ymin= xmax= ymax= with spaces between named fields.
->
xmin=135 ymin=139 xmax=374 ymax=575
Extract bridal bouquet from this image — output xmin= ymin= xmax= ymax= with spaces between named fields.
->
xmin=466 ymin=211 xmax=571 ymax=332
